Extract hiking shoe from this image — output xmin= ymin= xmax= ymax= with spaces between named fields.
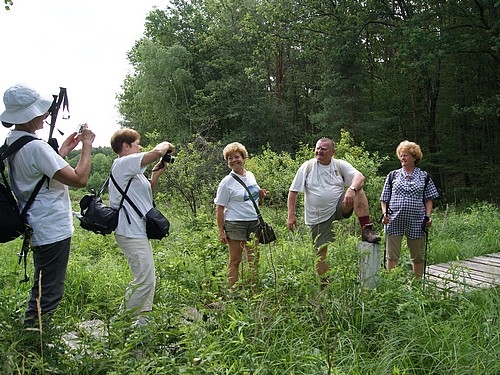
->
xmin=361 ymin=224 xmax=381 ymax=243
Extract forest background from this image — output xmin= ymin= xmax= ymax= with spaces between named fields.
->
xmin=109 ymin=0 xmax=498 ymax=205
xmin=1 ymin=1 xmax=499 ymax=374
xmin=3 ymin=0 xmax=494 ymax=203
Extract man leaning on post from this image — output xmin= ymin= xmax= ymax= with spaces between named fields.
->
xmin=287 ymin=137 xmax=380 ymax=286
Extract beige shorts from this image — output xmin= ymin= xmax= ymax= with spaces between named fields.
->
xmin=309 ymin=193 xmax=353 ymax=250
xmin=386 ymin=235 xmax=426 ymax=263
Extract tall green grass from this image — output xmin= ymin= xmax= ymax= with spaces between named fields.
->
xmin=0 ymin=202 xmax=498 ymax=374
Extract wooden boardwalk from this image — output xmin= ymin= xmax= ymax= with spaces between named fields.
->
xmin=425 ymin=252 xmax=500 ymax=292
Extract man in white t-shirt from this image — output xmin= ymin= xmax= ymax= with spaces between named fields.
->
xmin=287 ymin=138 xmax=380 ymax=282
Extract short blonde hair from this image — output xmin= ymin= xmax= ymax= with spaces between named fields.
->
xmin=223 ymin=142 xmax=248 ymax=160
xmin=396 ymin=140 xmax=423 ymax=165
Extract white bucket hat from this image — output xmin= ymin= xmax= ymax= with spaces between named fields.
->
xmin=0 ymin=84 xmax=53 ymax=127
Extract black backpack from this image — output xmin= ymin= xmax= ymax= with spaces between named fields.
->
xmin=0 ymin=136 xmax=47 ymax=282
xmin=78 ymin=176 xmax=120 ymax=235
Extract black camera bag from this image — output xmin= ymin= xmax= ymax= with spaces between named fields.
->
xmin=79 ymin=193 xmax=118 ymax=235
xmin=78 ymin=176 xmax=129 ymax=235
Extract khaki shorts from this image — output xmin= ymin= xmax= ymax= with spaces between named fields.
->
xmin=386 ymin=235 xmax=426 ymax=263
xmin=309 ymin=193 xmax=353 ymax=250
xmin=224 ymin=220 xmax=260 ymax=241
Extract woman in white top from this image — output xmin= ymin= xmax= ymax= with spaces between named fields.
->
xmin=0 ymin=84 xmax=95 ymax=327
xmin=109 ymin=128 xmax=173 ymax=324
xmin=214 ymin=142 xmax=268 ymax=290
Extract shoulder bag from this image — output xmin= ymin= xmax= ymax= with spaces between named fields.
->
xmin=110 ymin=173 xmax=170 ymax=240
xmin=78 ymin=176 xmax=128 ymax=235
xmin=231 ymin=173 xmax=276 ymax=244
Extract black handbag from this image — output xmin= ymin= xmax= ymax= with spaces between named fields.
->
xmin=256 ymin=221 xmax=277 ymax=244
xmin=145 ymin=207 xmax=170 ymax=240
xmin=110 ymin=173 xmax=170 ymax=240
xmin=78 ymin=176 xmax=127 ymax=235
xmin=230 ymin=173 xmax=276 ymax=244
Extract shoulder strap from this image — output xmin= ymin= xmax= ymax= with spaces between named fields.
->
xmin=230 ymin=173 xmax=264 ymax=225
xmin=1 ymin=136 xmax=48 ymax=220
xmin=388 ymin=170 xmax=397 ymax=188
xmin=305 ymin=159 xmax=315 ymax=177
xmin=384 ymin=169 xmax=398 ymax=211
xmin=332 ymin=158 xmax=344 ymax=181
xmin=110 ymin=173 xmax=143 ymax=218
xmin=1 ymin=136 xmax=39 ymax=160
xmin=97 ymin=176 xmax=110 ymax=197
xmin=305 ymin=158 xmax=344 ymax=182
xmin=422 ymin=171 xmax=430 ymax=203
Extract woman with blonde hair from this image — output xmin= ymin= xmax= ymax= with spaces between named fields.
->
xmin=214 ymin=142 xmax=268 ymax=290
xmin=380 ymin=140 xmax=439 ymax=278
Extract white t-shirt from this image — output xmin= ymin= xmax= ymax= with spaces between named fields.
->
xmin=109 ymin=153 xmax=153 ymax=239
xmin=289 ymin=158 xmax=359 ymax=225
xmin=214 ymin=171 xmax=260 ymax=221
xmin=6 ymin=130 xmax=71 ymax=246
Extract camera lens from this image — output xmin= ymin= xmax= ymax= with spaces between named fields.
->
xmin=162 ymin=153 xmax=175 ymax=164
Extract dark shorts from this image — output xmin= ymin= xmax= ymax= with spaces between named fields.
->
xmin=309 ymin=193 xmax=353 ymax=250
xmin=224 ymin=220 xmax=260 ymax=241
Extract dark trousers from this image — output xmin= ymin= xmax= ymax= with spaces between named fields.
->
xmin=24 ymin=237 xmax=71 ymax=325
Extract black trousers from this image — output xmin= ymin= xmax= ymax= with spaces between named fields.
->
xmin=24 ymin=237 xmax=71 ymax=325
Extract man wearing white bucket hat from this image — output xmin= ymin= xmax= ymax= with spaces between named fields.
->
xmin=1 ymin=84 xmax=95 ymax=327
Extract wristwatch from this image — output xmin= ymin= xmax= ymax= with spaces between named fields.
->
xmin=349 ymin=186 xmax=357 ymax=193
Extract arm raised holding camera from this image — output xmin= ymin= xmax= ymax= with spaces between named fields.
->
xmin=143 ymin=141 xmax=175 ymax=194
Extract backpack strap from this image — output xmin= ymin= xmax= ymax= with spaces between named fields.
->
xmin=1 ymin=135 xmax=39 ymax=160
xmin=422 ymin=171 xmax=430 ymax=202
xmin=386 ymin=169 xmax=397 ymax=204
xmin=305 ymin=159 xmax=314 ymax=177
xmin=1 ymin=136 xmax=48 ymax=220
xmin=1 ymin=136 xmax=48 ymax=283
xmin=305 ymin=158 xmax=344 ymax=182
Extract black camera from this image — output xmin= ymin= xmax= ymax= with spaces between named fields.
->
xmin=162 ymin=150 xmax=175 ymax=164
xmin=153 ymin=150 xmax=175 ymax=172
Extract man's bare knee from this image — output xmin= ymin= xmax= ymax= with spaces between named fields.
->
xmin=353 ymin=189 xmax=370 ymax=216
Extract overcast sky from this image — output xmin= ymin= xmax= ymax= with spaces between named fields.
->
xmin=0 ymin=0 xmax=167 ymax=146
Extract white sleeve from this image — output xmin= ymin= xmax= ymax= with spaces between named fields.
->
xmin=289 ymin=161 xmax=309 ymax=193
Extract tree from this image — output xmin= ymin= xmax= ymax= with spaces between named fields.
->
xmin=117 ymin=0 xmax=498 ymax=203
xmin=118 ymin=41 xmax=195 ymax=145
xmin=159 ymin=135 xmax=226 ymax=217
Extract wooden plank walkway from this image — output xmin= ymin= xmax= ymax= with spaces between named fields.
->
xmin=425 ymin=252 xmax=500 ymax=292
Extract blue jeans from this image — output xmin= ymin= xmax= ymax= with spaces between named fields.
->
xmin=24 ymin=237 xmax=71 ymax=325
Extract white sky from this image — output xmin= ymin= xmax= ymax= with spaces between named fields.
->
xmin=0 ymin=0 xmax=168 ymax=146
